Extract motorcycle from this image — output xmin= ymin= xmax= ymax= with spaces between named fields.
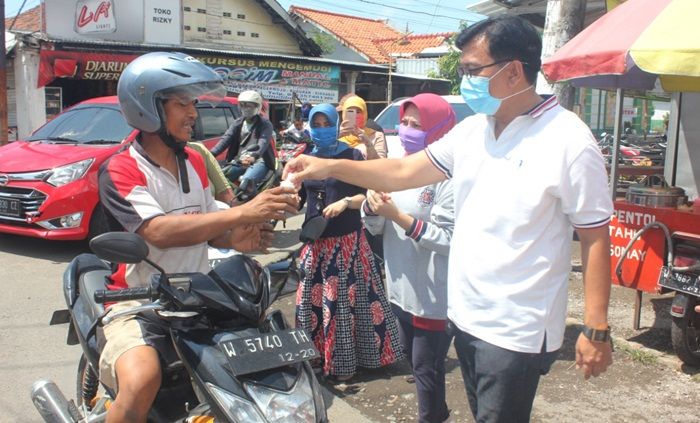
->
xmin=31 ymin=232 xmax=327 ymax=422
xmin=221 ymin=144 xmax=282 ymax=203
xmin=657 ymin=232 xmax=700 ymax=366
xmin=278 ymin=130 xmax=312 ymax=168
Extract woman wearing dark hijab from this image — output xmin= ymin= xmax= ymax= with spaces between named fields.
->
xmin=296 ymin=103 xmax=403 ymax=382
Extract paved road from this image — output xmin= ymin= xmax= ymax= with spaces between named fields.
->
xmin=0 ymin=213 xmax=370 ymax=422
xmin=3 ymin=219 xmax=700 ymax=422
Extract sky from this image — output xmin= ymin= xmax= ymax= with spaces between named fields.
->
xmin=5 ymin=0 xmax=486 ymax=35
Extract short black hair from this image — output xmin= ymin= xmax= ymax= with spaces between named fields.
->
xmin=456 ymin=15 xmax=541 ymax=84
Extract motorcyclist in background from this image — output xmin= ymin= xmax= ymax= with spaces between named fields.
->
xmin=211 ymin=90 xmax=277 ymax=195
xmin=284 ymin=116 xmax=311 ymax=142
xmin=98 ymin=53 xmax=298 ymax=423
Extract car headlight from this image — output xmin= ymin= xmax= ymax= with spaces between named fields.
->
xmin=206 ymin=383 xmax=266 ymax=422
xmin=45 ymin=159 xmax=94 ymax=187
xmin=245 ymin=370 xmax=317 ymax=422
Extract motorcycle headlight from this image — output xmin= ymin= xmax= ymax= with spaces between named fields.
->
xmin=45 ymin=159 xmax=94 ymax=187
xmin=206 ymin=383 xmax=266 ymax=422
xmin=245 ymin=370 xmax=317 ymax=422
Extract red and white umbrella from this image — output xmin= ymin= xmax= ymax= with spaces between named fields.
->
xmin=542 ymin=0 xmax=700 ymax=92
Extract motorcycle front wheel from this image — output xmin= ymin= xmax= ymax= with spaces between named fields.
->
xmin=671 ymin=305 xmax=700 ymax=366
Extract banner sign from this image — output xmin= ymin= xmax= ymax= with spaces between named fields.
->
xmin=38 ymin=50 xmax=341 ymax=103
xmin=38 ymin=50 xmax=138 ymax=87
xmin=196 ymin=56 xmax=340 ymax=103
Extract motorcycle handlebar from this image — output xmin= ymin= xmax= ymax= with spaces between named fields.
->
xmin=94 ymin=287 xmax=153 ymax=303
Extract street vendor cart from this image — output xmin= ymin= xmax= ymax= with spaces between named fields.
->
xmin=542 ymin=0 xmax=700 ymax=365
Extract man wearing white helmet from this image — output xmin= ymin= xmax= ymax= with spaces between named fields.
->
xmin=98 ymin=52 xmax=298 ymax=422
xmin=211 ymin=90 xmax=276 ymax=195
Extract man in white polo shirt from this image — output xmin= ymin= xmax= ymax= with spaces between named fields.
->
xmin=285 ymin=15 xmax=613 ymax=423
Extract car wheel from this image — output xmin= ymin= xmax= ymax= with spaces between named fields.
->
xmin=87 ymin=205 xmax=110 ymax=241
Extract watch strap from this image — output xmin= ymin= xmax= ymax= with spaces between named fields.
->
xmin=582 ymin=325 xmax=611 ymax=343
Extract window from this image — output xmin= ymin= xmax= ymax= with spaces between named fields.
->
xmin=237 ymin=31 xmax=245 ymax=36
xmin=251 ymin=33 xmax=260 ymax=38
xmin=27 ymin=105 xmax=133 ymax=144
xmin=223 ymin=30 xmax=231 ymax=35
xmin=195 ymin=107 xmax=237 ymax=140
xmin=198 ymin=27 xmax=206 ymax=32
xmin=223 ymin=12 xmax=231 ymax=17
xmin=183 ymin=6 xmax=191 ymax=11
xmin=197 ymin=8 xmax=205 ymax=14
xmin=184 ymin=25 xmax=191 ymax=31
xmin=237 ymin=14 xmax=246 ymax=19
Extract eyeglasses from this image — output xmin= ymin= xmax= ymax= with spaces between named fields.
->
xmin=457 ymin=59 xmax=513 ymax=79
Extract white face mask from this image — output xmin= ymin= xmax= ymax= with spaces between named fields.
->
xmin=241 ymin=105 xmax=258 ymax=119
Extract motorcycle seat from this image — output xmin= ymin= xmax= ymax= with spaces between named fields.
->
xmin=79 ymin=270 xmax=110 ymax=322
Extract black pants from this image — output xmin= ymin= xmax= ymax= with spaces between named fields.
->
xmin=393 ymin=305 xmax=452 ymax=423
xmin=453 ymin=328 xmax=558 ymax=423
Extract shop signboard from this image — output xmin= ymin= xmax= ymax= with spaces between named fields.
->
xmin=44 ymin=0 xmax=181 ymax=45
xmin=38 ymin=51 xmax=340 ymax=105
xmin=38 ymin=50 xmax=139 ymax=87
xmin=197 ymin=56 xmax=340 ymax=103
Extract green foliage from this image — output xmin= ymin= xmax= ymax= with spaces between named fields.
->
xmin=613 ymin=340 xmax=658 ymax=365
xmin=310 ymin=30 xmax=336 ymax=55
xmin=432 ymin=20 xmax=470 ymax=95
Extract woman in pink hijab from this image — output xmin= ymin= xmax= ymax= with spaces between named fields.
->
xmin=362 ymin=93 xmax=457 ymax=423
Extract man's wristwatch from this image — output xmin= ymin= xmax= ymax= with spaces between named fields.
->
xmin=582 ymin=325 xmax=611 ymax=343
xmin=343 ymin=197 xmax=352 ymax=207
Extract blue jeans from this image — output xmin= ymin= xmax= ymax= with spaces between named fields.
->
xmin=225 ymin=160 xmax=268 ymax=189
xmin=453 ymin=327 xmax=558 ymax=423
xmin=393 ymin=305 xmax=452 ymax=423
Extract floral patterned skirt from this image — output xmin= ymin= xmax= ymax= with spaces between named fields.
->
xmin=296 ymin=229 xmax=403 ymax=377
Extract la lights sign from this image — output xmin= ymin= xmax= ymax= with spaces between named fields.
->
xmin=75 ymin=0 xmax=116 ymax=34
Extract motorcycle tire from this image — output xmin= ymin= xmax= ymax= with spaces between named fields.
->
xmin=671 ymin=309 xmax=700 ymax=367
xmin=76 ymin=354 xmax=99 ymax=409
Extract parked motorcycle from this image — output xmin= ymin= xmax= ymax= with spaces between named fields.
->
xmin=31 ymin=232 xmax=327 ymax=422
xmin=658 ymin=232 xmax=700 ymax=366
xmin=221 ymin=144 xmax=282 ymax=203
xmin=278 ymin=130 xmax=312 ymax=168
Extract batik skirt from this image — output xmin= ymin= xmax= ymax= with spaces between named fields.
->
xmin=295 ymin=229 xmax=403 ymax=377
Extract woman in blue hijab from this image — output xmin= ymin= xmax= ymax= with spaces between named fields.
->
xmin=296 ymin=103 xmax=403 ymax=382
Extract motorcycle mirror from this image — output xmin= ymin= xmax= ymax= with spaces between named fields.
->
xmin=90 ymin=232 xmax=149 ymax=264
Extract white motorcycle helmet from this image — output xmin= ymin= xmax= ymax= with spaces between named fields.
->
xmin=238 ymin=90 xmax=263 ymax=119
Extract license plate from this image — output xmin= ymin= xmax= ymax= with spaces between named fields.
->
xmin=658 ymin=266 xmax=700 ymax=297
xmin=0 ymin=198 xmax=21 ymax=217
xmin=218 ymin=328 xmax=318 ymax=376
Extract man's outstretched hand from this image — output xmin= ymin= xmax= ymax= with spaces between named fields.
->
xmin=239 ymin=185 xmax=300 ymax=222
xmin=229 ymin=222 xmax=274 ymax=253
xmin=282 ymin=155 xmax=332 ymax=188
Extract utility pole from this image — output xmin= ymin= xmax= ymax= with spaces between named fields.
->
xmin=0 ymin=0 xmax=7 ymax=145
xmin=540 ymin=0 xmax=587 ymax=111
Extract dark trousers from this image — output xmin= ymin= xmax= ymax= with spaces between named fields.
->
xmin=453 ymin=328 xmax=558 ymax=423
xmin=393 ymin=305 xmax=452 ymax=423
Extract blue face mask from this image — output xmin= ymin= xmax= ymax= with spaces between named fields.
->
xmin=310 ymin=126 xmax=338 ymax=149
xmin=460 ymin=62 xmax=534 ymax=116
xmin=460 ymin=74 xmax=502 ymax=116
xmin=459 ymin=62 xmax=511 ymax=115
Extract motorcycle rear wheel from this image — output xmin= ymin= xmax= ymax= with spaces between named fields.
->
xmin=671 ymin=307 xmax=700 ymax=367
xmin=76 ymin=354 xmax=100 ymax=409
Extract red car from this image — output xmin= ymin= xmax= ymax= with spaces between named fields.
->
xmin=0 ymin=96 xmax=240 ymax=241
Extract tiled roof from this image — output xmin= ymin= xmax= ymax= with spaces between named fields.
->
xmin=290 ymin=6 xmax=404 ymax=64
xmin=373 ymin=33 xmax=453 ymax=58
xmin=5 ymin=4 xmax=42 ymax=32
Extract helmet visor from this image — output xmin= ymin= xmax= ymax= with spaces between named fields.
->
xmin=157 ymin=81 xmax=227 ymax=107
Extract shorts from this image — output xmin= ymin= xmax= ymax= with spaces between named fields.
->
xmin=98 ymin=301 xmax=170 ymax=392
